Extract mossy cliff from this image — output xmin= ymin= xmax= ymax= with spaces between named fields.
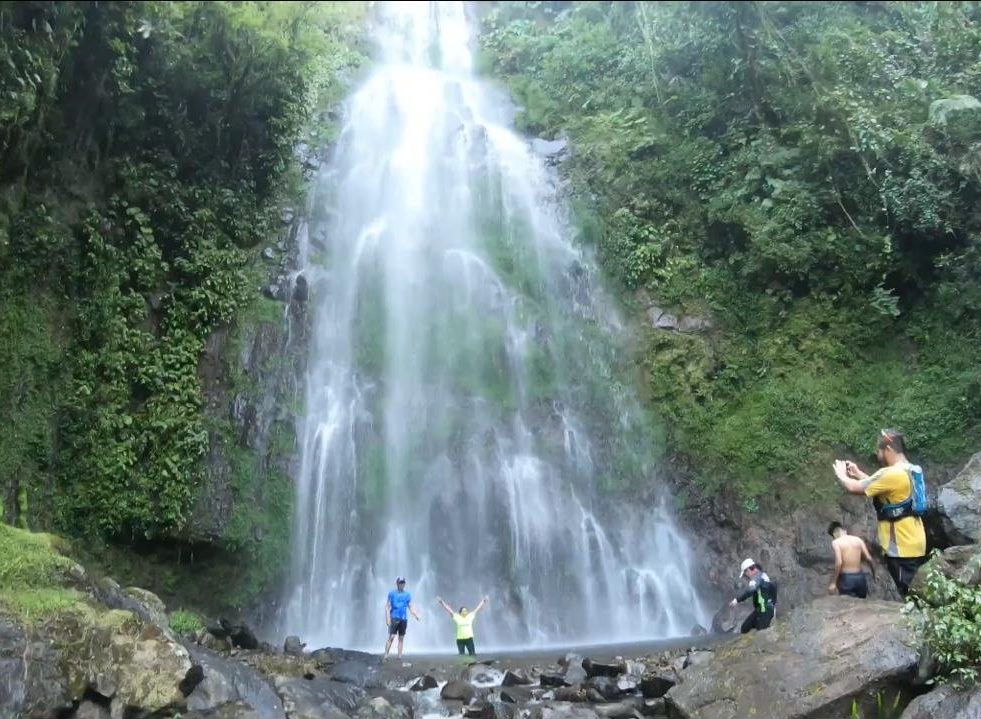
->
xmin=0 ymin=1 xmax=367 ymax=614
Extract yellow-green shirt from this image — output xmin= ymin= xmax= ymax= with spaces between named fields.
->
xmin=863 ymin=463 xmax=927 ymax=558
xmin=452 ymin=612 xmax=475 ymax=640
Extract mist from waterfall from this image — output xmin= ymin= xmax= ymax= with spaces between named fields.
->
xmin=282 ymin=1 xmax=709 ymax=651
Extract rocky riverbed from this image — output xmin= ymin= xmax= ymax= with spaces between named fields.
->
xmin=4 ymin=451 xmax=981 ymax=719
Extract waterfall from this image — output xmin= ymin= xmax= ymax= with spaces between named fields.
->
xmin=282 ymin=1 xmax=709 ymax=651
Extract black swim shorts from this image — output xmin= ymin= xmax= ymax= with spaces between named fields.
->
xmin=389 ymin=618 xmax=408 ymax=636
xmin=837 ymin=572 xmax=868 ymax=598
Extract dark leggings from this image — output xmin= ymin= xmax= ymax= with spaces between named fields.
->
xmin=740 ymin=607 xmax=774 ymax=634
xmin=456 ymin=638 xmax=475 ymax=655
xmin=886 ymin=556 xmax=926 ymax=596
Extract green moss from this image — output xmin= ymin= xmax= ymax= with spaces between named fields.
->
xmin=169 ymin=608 xmax=205 ymax=636
xmin=0 ymin=523 xmax=73 ymax=588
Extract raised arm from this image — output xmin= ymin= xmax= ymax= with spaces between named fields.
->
xmin=436 ymin=597 xmax=454 ymax=616
xmin=833 ymin=460 xmax=867 ymax=495
xmin=473 ymin=596 xmax=489 ymax=614
xmin=829 ymin=541 xmax=842 ymax=594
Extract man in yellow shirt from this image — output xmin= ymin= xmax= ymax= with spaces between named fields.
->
xmin=833 ymin=429 xmax=927 ymax=596
xmin=436 ymin=595 xmax=489 ymax=656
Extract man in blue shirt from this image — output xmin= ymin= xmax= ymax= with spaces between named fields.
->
xmin=384 ymin=576 xmax=422 ymax=660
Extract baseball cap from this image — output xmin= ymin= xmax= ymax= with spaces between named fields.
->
xmin=739 ymin=558 xmax=756 ymax=573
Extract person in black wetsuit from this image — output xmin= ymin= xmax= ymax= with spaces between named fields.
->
xmin=729 ymin=558 xmax=777 ymax=633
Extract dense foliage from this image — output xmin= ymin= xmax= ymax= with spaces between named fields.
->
xmin=479 ymin=1 xmax=981 ymax=505
xmin=0 ymin=1 xmax=364 ymax=562
xmin=912 ymin=553 xmax=981 ymax=685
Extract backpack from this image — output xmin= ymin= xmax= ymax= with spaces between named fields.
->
xmin=875 ymin=463 xmax=928 ymax=521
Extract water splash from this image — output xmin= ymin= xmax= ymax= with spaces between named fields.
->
xmin=282 ymin=1 xmax=708 ymax=651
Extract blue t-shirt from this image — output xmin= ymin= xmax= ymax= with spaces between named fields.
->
xmin=388 ymin=590 xmax=411 ymax=620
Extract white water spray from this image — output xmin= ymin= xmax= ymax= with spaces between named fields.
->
xmin=283 ymin=2 xmax=709 ymax=651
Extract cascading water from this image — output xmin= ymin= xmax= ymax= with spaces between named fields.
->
xmin=283 ymin=1 xmax=709 ymax=651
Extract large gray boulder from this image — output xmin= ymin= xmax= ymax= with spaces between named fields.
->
xmin=910 ymin=544 xmax=981 ymax=596
xmin=274 ymin=677 xmax=355 ymax=719
xmin=184 ymin=644 xmax=285 ymax=719
xmin=666 ymin=597 xmax=918 ymax=719
xmin=901 ymin=683 xmax=981 ymax=718
xmin=937 ymin=452 xmax=981 ymax=544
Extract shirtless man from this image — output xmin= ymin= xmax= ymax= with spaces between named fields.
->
xmin=827 ymin=521 xmax=877 ymax=598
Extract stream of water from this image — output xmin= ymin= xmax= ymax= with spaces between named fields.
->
xmin=282 ymin=1 xmax=709 ymax=651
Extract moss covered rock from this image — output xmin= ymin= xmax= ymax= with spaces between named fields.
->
xmin=0 ymin=524 xmax=193 ymax=716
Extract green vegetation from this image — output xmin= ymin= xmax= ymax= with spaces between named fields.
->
xmin=479 ymin=1 xmax=981 ymax=505
xmin=0 ymin=1 xmax=366 ymax=604
xmin=0 ymin=523 xmax=87 ymax=625
xmin=912 ymin=552 xmax=981 ymax=685
xmin=168 ymin=608 xmax=206 ymax=637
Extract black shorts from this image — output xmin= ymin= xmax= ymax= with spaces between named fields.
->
xmin=885 ymin=556 xmax=926 ymax=596
xmin=740 ymin=606 xmax=774 ymax=634
xmin=389 ymin=619 xmax=407 ymax=636
xmin=837 ymin=572 xmax=868 ymax=599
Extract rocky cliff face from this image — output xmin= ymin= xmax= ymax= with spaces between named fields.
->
xmin=673 ymin=451 xmax=974 ymax=614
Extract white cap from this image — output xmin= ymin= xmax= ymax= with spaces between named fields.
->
xmin=740 ymin=558 xmax=756 ymax=573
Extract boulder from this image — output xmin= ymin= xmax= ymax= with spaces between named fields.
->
xmin=709 ymin=602 xmax=739 ymax=634
xmin=563 ymin=664 xmax=587 ymax=687
xmin=184 ymin=702 xmax=264 ymax=719
xmin=500 ymin=687 xmax=533 ymax=704
xmin=584 ymin=677 xmax=620 ymax=701
xmin=638 ymin=673 xmax=674 ymax=700
xmin=464 ymin=700 xmax=498 ymax=719
xmin=0 ymin=615 xmax=73 ymax=716
xmin=582 ymin=658 xmax=622 ymax=679
xmin=592 ymin=698 xmax=644 ymax=719
xmin=900 ymin=682 xmax=981 ymax=718
xmin=274 ymin=677 xmax=356 ymax=719
xmin=554 ymin=686 xmax=586 ymax=703
xmin=911 ymin=544 xmax=981 ymax=596
xmin=648 ymin=307 xmax=678 ymax=331
xmin=354 ymin=697 xmax=409 ymax=719
xmin=75 ymin=700 xmax=111 ymax=719
xmin=408 ymin=675 xmax=438 ymax=691
xmin=463 ymin=662 xmax=503 ymax=686
xmin=937 ymin=452 xmax=981 ymax=544
xmin=284 ymin=636 xmax=307 ymax=657
xmin=680 ymin=651 xmax=712 ymax=670
xmin=441 ymin=679 xmax=476 ymax=702
xmin=184 ymin=644 xmax=285 ymax=719
xmin=540 ymin=674 xmax=568 ymax=688
xmin=528 ymin=703 xmax=600 ymax=719
xmin=501 ymin=670 xmax=532 ymax=686
xmin=329 ymin=660 xmax=381 ymax=690
xmin=666 ymin=598 xmax=918 ymax=719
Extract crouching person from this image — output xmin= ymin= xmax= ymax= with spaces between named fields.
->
xmin=729 ymin=558 xmax=777 ymax=633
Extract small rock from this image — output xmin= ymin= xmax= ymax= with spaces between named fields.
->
xmin=441 ymin=679 xmax=476 ymax=702
xmin=585 ymin=676 xmax=620 ymax=701
xmin=502 ymin=669 xmax=532 ymax=686
xmin=639 ymin=673 xmax=674 ymax=699
xmin=464 ymin=701 xmax=498 ymax=719
xmin=262 ymin=247 xmax=277 ymax=261
xmin=640 ymin=699 xmax=667 ymax=717
xmin=648 ymin=306 xmax=679 ymax=330
xmin=330 ymin=659 xmax=381 ymax=689
xmin=180 ymin=665 xmax=206 ymax=696
xmin=583 ymin=658 xmax=622 ymax=679
xmin=284 ymin=635 xmax=306 ymax=657
xmin=540 ymin=673 xmax=568 ymax=688
xmin=281 ymin=208 xmax=296 ymax=225
xmin=563 ymin=664 xmax=587 ymax=686
xmin=75 ymin=700 xmax=110 ymax=719
xmin=681 ymin=650 xmax=713 ymax=670
xmin=555 ymin=686 xmax=586 ymax=703
xmin=355 ymin=696 xmax=410 ymax=719
xmin=500 ymin=687 xmax=532 ymax=704
xmin=409 ymin=675 xmax=438 ymax=691
xmin=593 ymin=699 xmax=643 ymax=719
